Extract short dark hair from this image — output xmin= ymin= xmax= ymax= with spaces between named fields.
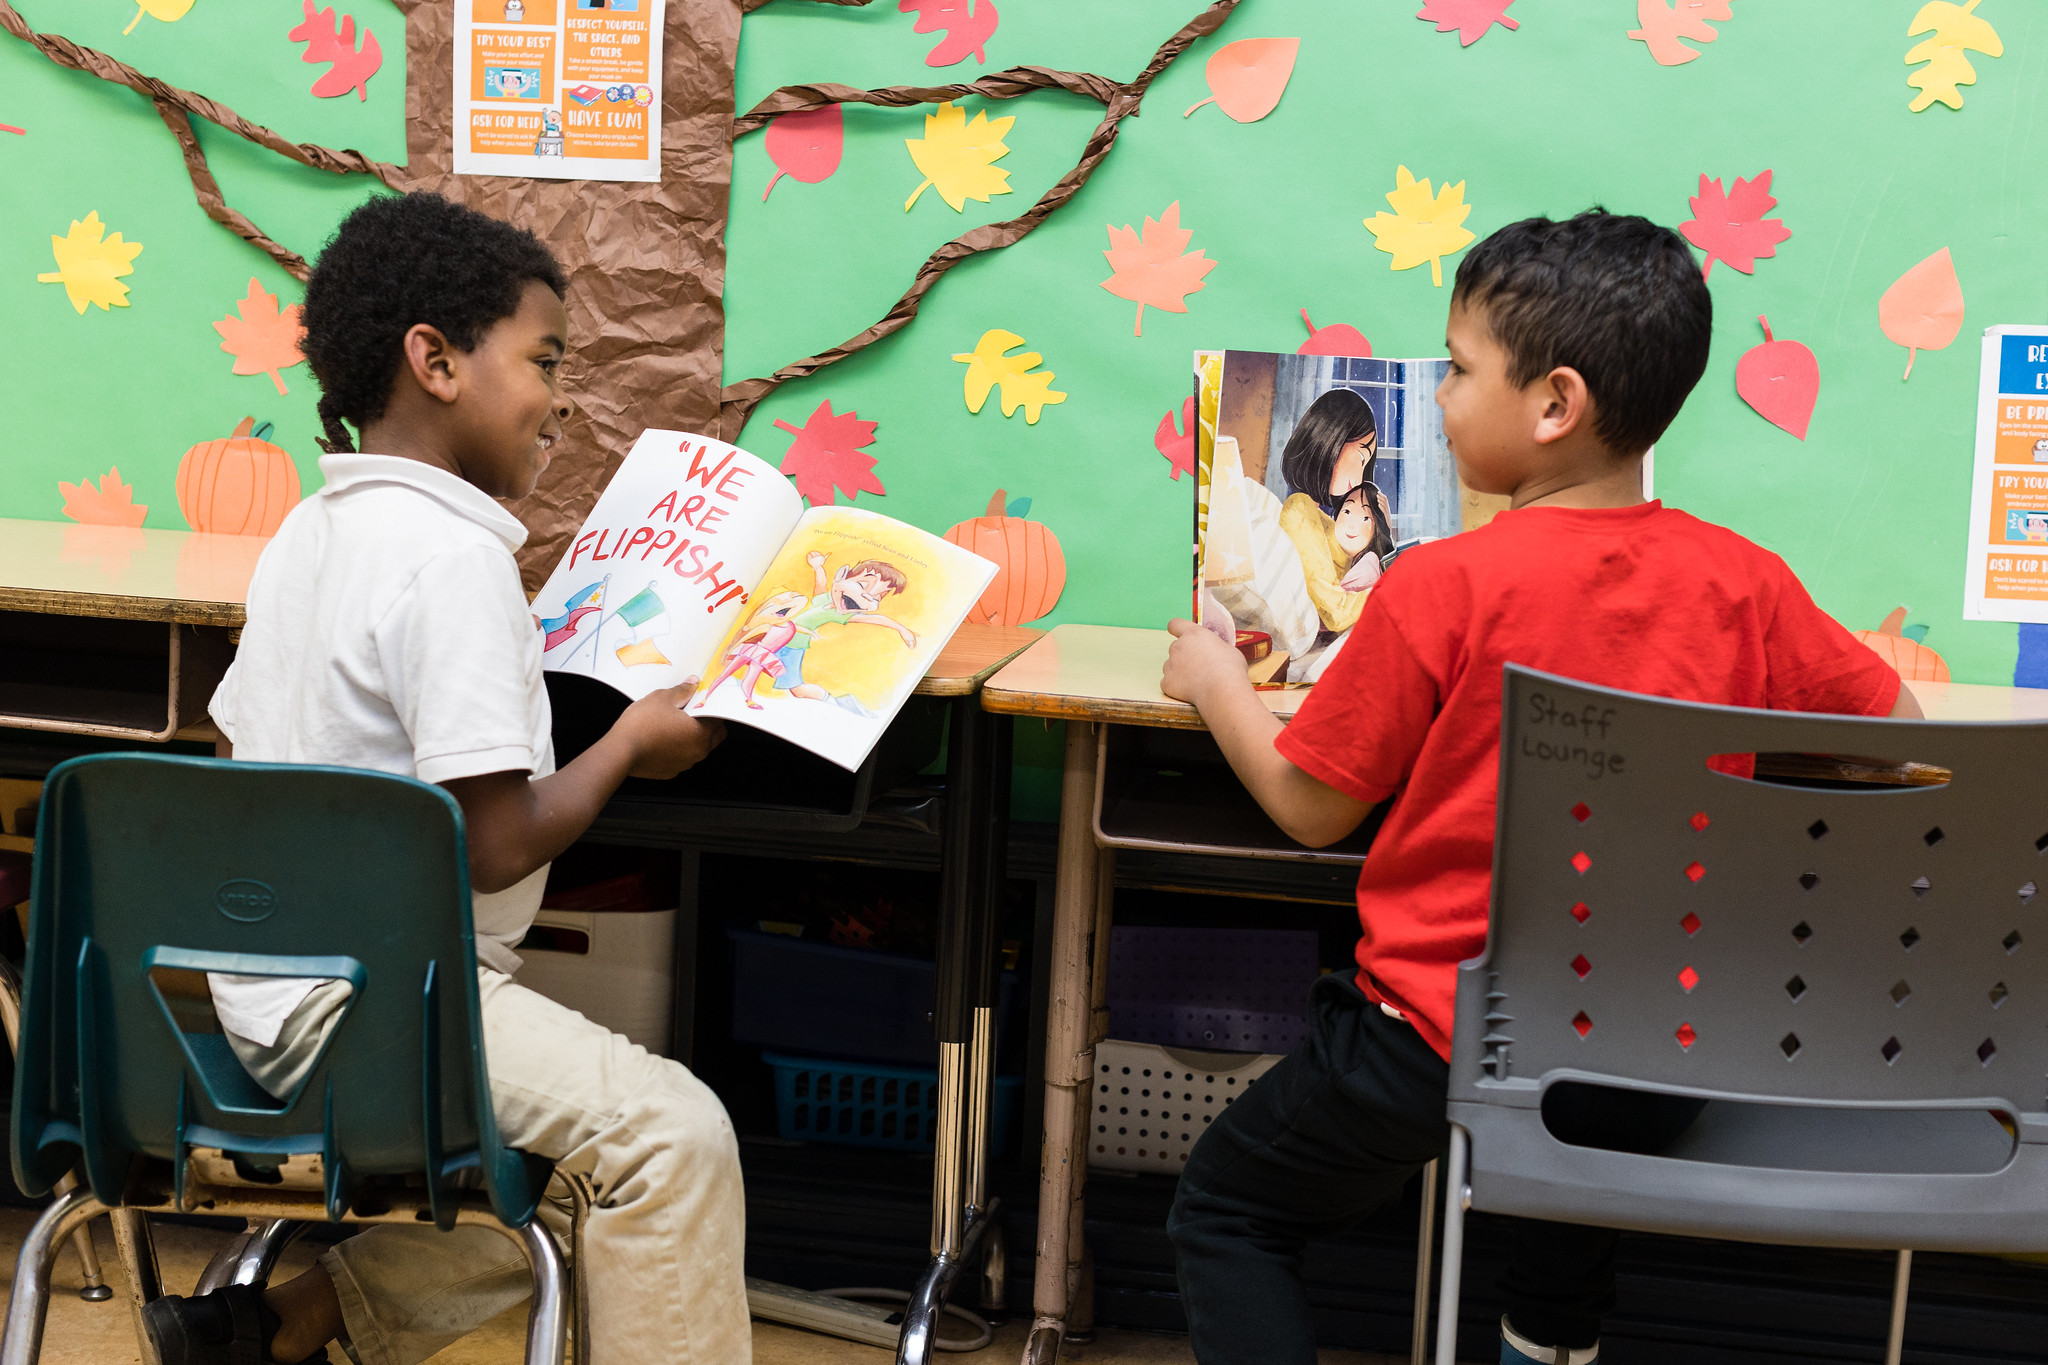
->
xmin=1280 ymin=387 xmax=1378 ymax=512
xmin=845 ymin=560 xmax=907 ymax=594
xmin=1452 ymin=210 xmax=1711 ymax=455
xmin=300 ymin=191 xmax=568 ymax=453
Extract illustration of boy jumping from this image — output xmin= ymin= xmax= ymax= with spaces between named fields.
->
xmin=779 ymin=552 xmax=915 ymax=708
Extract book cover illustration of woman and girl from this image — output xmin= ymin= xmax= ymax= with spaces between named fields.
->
xmin=1199 ymin=350 xmax=1464 ymax=686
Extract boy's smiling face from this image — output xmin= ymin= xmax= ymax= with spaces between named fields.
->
xmin=449 ymin=280 xmax=571 ymax=501
xmin=836 ymin=568 xmax=891 ymax=612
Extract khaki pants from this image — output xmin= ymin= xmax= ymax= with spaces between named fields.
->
xmin=230 ymin=968 xmax=750 ymax=1365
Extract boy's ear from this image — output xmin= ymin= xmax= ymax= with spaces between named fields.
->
xmin=1531 ymin=365 xmax=1590 ymax=447
xmin=401 ymin=323 xmax=462 ymax=405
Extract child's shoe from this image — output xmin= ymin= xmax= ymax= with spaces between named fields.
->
xmin=1500 ymin=1315 xmax=1599 ymax=1364
xmin=141 ymin=1284 xmax=333 ymax=1364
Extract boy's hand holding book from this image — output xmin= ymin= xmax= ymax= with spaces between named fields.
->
xmin=616 ymin=678 xmax=726 ymax=780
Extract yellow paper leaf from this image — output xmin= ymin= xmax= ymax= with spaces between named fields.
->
xmin=1905 ymin=0 xmax=2002 ymax=112
xmin=124 ymin=0 xmax=195 ymax=35
xmin=1363 ymin=165 xmax=1475 ymax=287
xmin=951 ymin=328 xmax=1068 ymax=424
xmin=904 ymin=101 xmax=1014 ymax=212
xmin=36 ymin=211 xmax=143 ymax=314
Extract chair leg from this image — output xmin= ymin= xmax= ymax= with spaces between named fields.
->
xmin=107 ymin=1209 xmax=165 ymax=1365
xmin=479 ymin=1218 xmax=570 ymax=1365
xmin=229 ymin=1220 xmax=304 ymax=1289
xmin=1433 ymin=1128 xmax=1470 ymax=1365
xmin=0 ymin=1185 xmax=106 ymax=1365
xmin=563 ymin=1173 xmax=594 ymax=1365
xmin=1411 ymin=1158 xmax=1439 ymax=1365
xmin=1886 ymin=1249 xmax=1911 ymax=1365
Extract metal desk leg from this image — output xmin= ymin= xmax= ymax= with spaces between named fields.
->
xmin=899 ymin=699 xmax=1008 ymax=1365
xmin=1025 ymin=721 xmax=1104 ymax=1365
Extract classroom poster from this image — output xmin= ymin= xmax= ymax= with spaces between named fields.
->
xmin=453 ymin=0 xmax=664 ymax=183
xmin=1964 ymin=327 xmax=2048 ymax=623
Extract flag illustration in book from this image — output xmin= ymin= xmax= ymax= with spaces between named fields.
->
xmin=540 ymin=580 xmax=605 ymax=652
xmin=608 ymin=581 xmax=673 ymax=667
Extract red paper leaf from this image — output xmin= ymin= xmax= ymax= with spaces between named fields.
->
xmin=1416 ymin=0 xmax=1520 ymax=46
xmin=1155 ymin=397 xmax=1196 ymax=480
xmin=774 ymin=400 xmax=884 ymax=506
xmin=288 ymin=1 xmax=382 ymax=102
xmin=1736 ymin=314 xmax=1818 ymax=440
xmin=1298 ymin=308 xmax=1372 ymax=357
xmin=899 ymin=0 xmax=999 ymax=68
xmin=1680 ymin=170 xmax=1790 ymax=280
xmin=763 ymin=105 xmax=844 ymax=201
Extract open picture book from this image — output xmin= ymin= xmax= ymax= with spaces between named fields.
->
xmin=532 ymin=430 xmax=997 ymax=770
xmin=1194 ymin=348 xmax=1511 ymax=689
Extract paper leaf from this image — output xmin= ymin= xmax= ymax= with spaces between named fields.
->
xmin=951 ymin=328 xmax=1067 ymax=423
xmin=1182 ymin=38 xmax=1300 ymax=122
xmin=903 ymin=101 xmax=1013 ymax=212
xmin=1299 ymin=308 xmax=1372 ymax=357
xmin=1879 ymin=248 xmax=1964 ymax=380
xmin=0 ymin=124 xmax=22 ymax=136
xmin=1362 ymin=166 xmax=1475 ymax=287
xmin=762 ymin=105 xmax=843 ymax=201
xmin=773 ymin=400 xmax=884 ymax=505
xmin=36 ymin=211 xmax=143 ymax=314
xmin=1156 ymin=397 xmax=1196 ymax=481
xmin=1627 ymin=0 xmax=1732 ymax=66
xmin=1416 ymin=0 xmax=1519 ymax=46
xmin=288 ymin=1 xmax=382 ymax=102
xmin=899 ymin=0 xmax=999 ymax=68
xmin=213 ymin=278 xmax=306 ymax=396
xmin=59 ymin=466 xmax=148 ymax=527
xmin=123 ymin=0 xmax=194 ymax=36
xmin=1906 ymin=0 xmax=2001 ymax=112
xmin=1680 ymin=170 xmax=1790 ymax=280
xmin=1099 ymin=201 xmax=1218 ymax=337
xmin=1736 ymin=314 xmax=1818 ymax=440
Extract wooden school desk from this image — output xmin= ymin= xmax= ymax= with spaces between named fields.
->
xmin=0 ymin=514 xmax=1039 ymax=1361
xmin=980 ymin=622 xmax=2048 ymax=1364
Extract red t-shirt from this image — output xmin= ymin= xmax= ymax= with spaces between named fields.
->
xmin=1274 ymin=502 xmax=1901 ymax=1061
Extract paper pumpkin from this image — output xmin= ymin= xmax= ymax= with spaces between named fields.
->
xmin=176 ymin=417 xmax=301 ymax=536
xmin=59 ymin=467 xmax=147 ymax=527
xmin=1735 ymin=315 xmax=1818 ymax=440
xmin=943 ymin=490 xmax=1066 ymax=626
xmin=1182 ymin=38 xmax=1300 ymax=122
xmin=762 ymin=105 xmax=843 ymax=201
xmin=1879 ymin=248 xmax=1964 ymax=380
xmin=1298 ymin=308 xmax=1371 ymax=357
xmin=1855 ymin=607 xmax=1950 ymax=682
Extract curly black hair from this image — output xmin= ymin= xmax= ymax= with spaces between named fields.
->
xmin=1452 ymin=209 xmax=1711 ymax=456
xmin=300 ymin=192 xmax=568 ymax=454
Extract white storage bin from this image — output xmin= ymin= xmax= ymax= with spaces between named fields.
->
xmin=514 ymin=905 xmax=675 ymax=1054
xmin=1090 ymin=1038 xmax=1282 ymax=1174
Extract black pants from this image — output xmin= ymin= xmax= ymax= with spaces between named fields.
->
xmin=1166 ymin=973 xmax=1701 ymax=1363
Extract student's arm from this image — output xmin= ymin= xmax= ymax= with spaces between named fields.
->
xmin=1160 ymin=620 xmax=1375 ymax=847
xmin=1890 ymin=683 xmax=1924 ymax=719
xmin=443 ymin=680 xmax=723 ymax=893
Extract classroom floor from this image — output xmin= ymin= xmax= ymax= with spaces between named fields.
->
xmin=0 ymin=1208 xmax=1410 ymax=1364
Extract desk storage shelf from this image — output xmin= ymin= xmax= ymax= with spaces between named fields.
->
xmin=0 ymin=611 xmax=233 ymax=742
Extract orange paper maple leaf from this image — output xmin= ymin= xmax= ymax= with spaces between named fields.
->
xmin=1099 ymin=201 xmax=1218 ymax=337
xmin=59 ymin=466 xmax=148 ymax=527
xmin=214 ymin=278 xmax=305 ymax=395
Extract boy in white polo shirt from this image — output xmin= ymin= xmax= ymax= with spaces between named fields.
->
xmin=144 ymin=193 xmax=746 ymax=1365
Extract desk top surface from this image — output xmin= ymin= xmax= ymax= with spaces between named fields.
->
xmin=982 ymin=622 xmax=2048 ymax=728
xmin=0 ymin=517 xmax=1037 ymax=693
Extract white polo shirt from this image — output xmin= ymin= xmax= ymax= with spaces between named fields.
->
xmin=208 ymin=454 xmax=554 ymax=1045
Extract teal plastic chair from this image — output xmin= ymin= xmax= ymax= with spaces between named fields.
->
xmin=0 ymin=753 xmax=569 ymax=1365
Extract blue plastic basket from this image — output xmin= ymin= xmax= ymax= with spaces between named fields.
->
xmin=762 ymin=1052 xmax=1022 ymax=1156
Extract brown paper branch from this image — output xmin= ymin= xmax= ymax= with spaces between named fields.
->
xmin=0 ymin=0 xmax=398 ymax=278
xmin=717 ymin=0 xmax=1239 ymax=438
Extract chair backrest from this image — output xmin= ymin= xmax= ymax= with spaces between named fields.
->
xmin=1451 ymin=666 xmax=2048 ymax=1139
xmin=11 ymin=754 xmax=545 ymax=1229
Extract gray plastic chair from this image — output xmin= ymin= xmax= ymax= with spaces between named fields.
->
xmin=1434 ymin=665 xmax=2048 ymax=1365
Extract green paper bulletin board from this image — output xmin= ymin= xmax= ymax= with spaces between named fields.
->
xmin=5 ymin=0 xmax=2043 ymax=693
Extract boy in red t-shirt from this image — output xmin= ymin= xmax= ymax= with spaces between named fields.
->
xmin=1160 ymin=211 xmax=1917 ymax=1365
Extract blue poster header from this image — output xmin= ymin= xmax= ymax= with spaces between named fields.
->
xmin=1998 ymin=334 xmax=2048 ymax=395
